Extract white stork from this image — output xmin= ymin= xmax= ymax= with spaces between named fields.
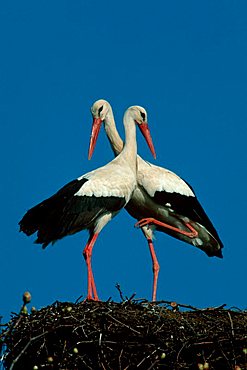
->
xmin=19 ymin=106 xmax=156 ymax=301
xmin=90 ymin=99 xmax=223 ymax=301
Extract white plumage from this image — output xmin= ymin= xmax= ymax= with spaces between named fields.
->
xmin=136 ymin=158 xmax=194 ymax=197
xmin=90 ymin=99 xmax=223 ymax=301
xmin=77 ymin=162 xmax=135 ymax=200
xmin=19 ymin=105 xmax=156 ymax=301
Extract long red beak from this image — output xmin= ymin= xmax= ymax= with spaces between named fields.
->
xmin=138 ymin=122 xmax=156 ymax=159
xmin=88 ymin=118 xmax=103 ymax=160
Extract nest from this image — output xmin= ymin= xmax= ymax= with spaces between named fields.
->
xmin=1 ymin=297 xmax=246 ymax=370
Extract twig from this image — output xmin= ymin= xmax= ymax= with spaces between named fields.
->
xmin=137 ymin=348 xmax=158 ymax=367
xmin=147 ymin=359 xmax=160 ymax=370
xmin=118 ymin=348 xmax=123 ymax=370
xmin=176 ymin=341 xmax=188 ymax=363
xmin=106 ymin=313 xmax=141 ymax=335
xmin=75 ymin=295 xmax=84 ymax=304
xmin=227 ymin=311 xmax=235 ymax=337
xmin=116 ymin=283 xmax=125 ymax=301
xmin=227 ymin=311 xmax=237 ymax=367
xmin=155 ymin=300 xmax=226 ymax=311
xmin=127 ymin=293 xmax=136 ymax=302
xmin=99 ymin=332 xmax=102 ymax=346
xmin=9 ymin=331 xmax=48 ymax=370
xmin=218 ymin=340 xmax=232 ymax=369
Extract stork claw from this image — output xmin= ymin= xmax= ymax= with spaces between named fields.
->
xmin=83 ymin=295 xmax=99 ymax=302
xmin=135 ymin=218 xmax=198 ymax=239
xmin=135 ymin=218 xmax=155 ymax=229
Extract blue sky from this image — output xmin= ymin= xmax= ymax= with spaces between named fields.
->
xmin=1 ymin=1 xmax=246 ymax=321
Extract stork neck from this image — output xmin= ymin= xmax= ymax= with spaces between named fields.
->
xmin=104 ymin=108 xmax=124 ymax=156
xmin=121 ymin=109 xmax=137 ymax=164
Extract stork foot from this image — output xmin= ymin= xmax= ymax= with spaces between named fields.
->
xmin=135 ymin=218 xmax=198 ymax=238
xmin=135 ymin=218 xmax=156 ymax=229
xmin=85 ymin=295 xmax=100 ymax=302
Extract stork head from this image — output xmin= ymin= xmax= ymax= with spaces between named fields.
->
xmin=91 ymin=99 xmax=110 ymax=121
xmin=127 ymin=106 xmax=156 ymax=159
xmin=88 ymin=99 xmax=111 ymax=160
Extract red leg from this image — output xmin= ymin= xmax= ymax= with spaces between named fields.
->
xmin=147 ymin=237 xmax=159 ymax=301
xmin=135 ymin=218 xmax=198 ymax=238
xmin=90 ymin=272 xmax=98 ymax=300
xmin=83 ymin=233 xmax=99 ymax=301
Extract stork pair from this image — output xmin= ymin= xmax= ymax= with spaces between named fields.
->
xmin=19 ymin=100 xmax=223 ymax=301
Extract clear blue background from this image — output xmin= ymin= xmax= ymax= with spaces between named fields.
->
xmin=1 ymin=1 xmax=246 ymax=321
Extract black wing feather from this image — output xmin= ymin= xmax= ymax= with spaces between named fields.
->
xmin=153 ymin=190 xmax=223 ymax=248
xmin=19 ymin=178 xmax=125 ymax=248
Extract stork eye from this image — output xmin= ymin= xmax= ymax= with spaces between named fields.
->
xmin=98 ymin=106 xmax=104 ymax=115
xmin=140 ymin=112 xmax=146 ymax=120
